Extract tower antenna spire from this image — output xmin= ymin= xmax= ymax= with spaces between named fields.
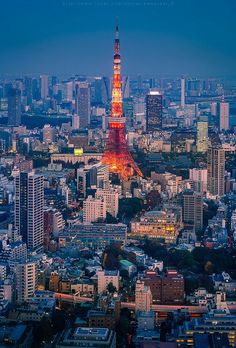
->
xmin=115 ymin=17 xmax=119 ymax=39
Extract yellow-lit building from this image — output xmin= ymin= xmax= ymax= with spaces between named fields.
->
xmin=131 ymin=209 xmax=182 ymax=243
xmin=176 ymin=309 xmax=236 ymax=346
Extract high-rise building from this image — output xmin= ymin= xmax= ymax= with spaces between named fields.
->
xmin=207 ymin=137 xmax=225 ymax=197
xmin=72 ymin=114 xmax=80 ymax=130
xmin=218 ymin=101 xmax=229 ymax=130
xmin=40 ymin=75 xmax=49 ymax=99
xmin=15 ymin=261 xmax=37 ymax=303
xmin=62 ymin=80 xmax=73 ymax=101
xmin=15 ymin=171 xmax=44 ymax=252
xmin=137 ymin=74 xmax=142 ymax=91
xmin=189 ymin=168 xmax=208 ymax=193
xmin=24 ymin=76 xmax=33 ymax=105
xmin=135 ymin=280 xmax=152 ymax=312
xmin=146 ymin=91 xmax=163 ymax=131
xmin=44 ymin=208 xmax=65 ymax=250
xmin=94 ymin=77 xmax=109 ymax=104
xmin=181 ymin=77 xmax=185 ymax=109
xmin=43 ymin=124 xmax=56 ymax=144
xmin=75 ymin=82 xmax=91 ymax=128
xmin=122 ymin=76 xmax=130 ymax=98
xmin=95 ymin=189 xmax=119 ymax=217
xmin=210 ymin=101 xmax=217 ymax=116
xmin=183 ymin=190 xmax=203 ymax=233
xmin=83 ymin=195 xmax=106 ymax=223
xmin=77 ymin=163 xmax=109 ymax=198
xmin=196 ymin=116 xmax=208 ymax=153
xmin=123 ymin=98 xmax=134 ymax=128
xmin=8 ymin=88 xmax=21 ymax=126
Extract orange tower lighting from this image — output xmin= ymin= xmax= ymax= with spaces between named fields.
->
xmin=102 ymin=22 xmax=143 ymax=180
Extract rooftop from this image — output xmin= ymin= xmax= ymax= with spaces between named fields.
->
xmin=74 ymin=327 xmax=109 ymax=340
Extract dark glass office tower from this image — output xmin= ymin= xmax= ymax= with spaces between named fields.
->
xmin=146 ymin=91 xmax=163 ymax=131
xmin=75 ymin=82 xmax=91 ymax=129
xmin=8 ymin=88 xmax=21 ymax=126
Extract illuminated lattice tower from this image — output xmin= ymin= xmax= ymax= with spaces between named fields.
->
xmin=102 ymin=23 xmax=142 ymax=180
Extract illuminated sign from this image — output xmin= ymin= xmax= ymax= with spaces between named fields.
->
xmin=74 ymin=148 xmax=83 ymax=156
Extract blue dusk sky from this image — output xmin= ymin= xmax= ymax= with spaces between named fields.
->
xmin=0 ymin=0 xmax=236 ymax=76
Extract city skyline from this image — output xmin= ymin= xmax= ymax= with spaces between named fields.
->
xmin=0 ymin=4 xmax=236 ymax=347
xmin=1 ymin=0 xmax=236 ymax=76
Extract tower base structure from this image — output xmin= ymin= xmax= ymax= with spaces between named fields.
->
xmin=102 ymin=127 xmax=142 ymax=181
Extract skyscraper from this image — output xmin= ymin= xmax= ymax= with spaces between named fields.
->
xmin=218 ymin=101 xmax=229 ymax=130
xmin=75 ymin=82 xmax=91 ymax=128
xmin=15 ymin=171 xmax=44 ymax=253
xmin=183 ymin=190 xmax=203 ymax=233
xmin=146 ymin=91 xmax=163 ymax=131
xmin=122 ymin=76 xmax=130 ymax=98
xmin=40 ymin=75 xmax=49 ymax=99
xmin=62 ymin=80 xmax=73 ymax=101
xmin=8 ymin=88 xmax=21 ymax=126
xmin=196 ymin=116 xmax=208 ymax=153
xmin=24 ymin=76 xmax=33 ymax=105
xmin=181 ymin=77 xmax=185 ymax=109
xmin=72 ymin=114 xmax=80 ymax=130
xmin=94 ymin=77 xmax=109 ymax=105
xmin=189 ymin=168 xmax=208 ymax=193
xmin=207 ymin=136 xmax=225 ymax=197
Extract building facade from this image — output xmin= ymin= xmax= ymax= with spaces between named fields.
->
xmin=183 ymin=190 xmax=203 ymax=233
xmin=146 ymin=91 xmax=163 ymax=131
xmin=83 ymin=196 xmax=106 ymax=223
xmin=8 ymin=88 xmax=21 ymax=126
xmin=15 ymin=171 xmax=44 ymax=252
xmin=75 ymin=82 xmax=91 ymax=128
xmin=207 ymin=141 xmax=225 ymax=197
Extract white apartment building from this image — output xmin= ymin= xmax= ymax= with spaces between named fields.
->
xmin=97 ymin=270 xmax=120 ymax=294
xmin=95 ymin=189 xmax=119 ymax=217
xmin=135 ymin=280 xmax=152 ymax=312
xmin=83 ymin=196 xmax=106 ymax=223
xmin=15 ymin=261 xmax=37 ymax=303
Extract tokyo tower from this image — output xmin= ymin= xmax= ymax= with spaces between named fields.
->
xmin=102 ymin=22 xmax=143 ymax=180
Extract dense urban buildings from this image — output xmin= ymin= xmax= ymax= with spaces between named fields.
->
xmin=0 ymin=13 xmax=236 ymax=348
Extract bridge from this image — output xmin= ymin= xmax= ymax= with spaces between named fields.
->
xmin=120 ymin=302 xmax=208 ymax=314
xmin=54 ymin=293 xmax=208 ymax=315
xmin=55 ymin=292 xmax=93 ymax=303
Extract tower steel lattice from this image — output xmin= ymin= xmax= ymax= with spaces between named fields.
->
xmin=102 ymin=22 xmax=143 ymax=180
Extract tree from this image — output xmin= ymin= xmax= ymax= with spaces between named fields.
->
xmin=204 ymin=261 xmax=214 ymax=274
xmin=184 ymin=277 xmax=199 ymax=295
xmin=39 ymin=316 xmax=53 ymax=342
xmin=118 ymin=197 xmax=144 ymax=219
xmin=146 ymin=190 xmax=161 ymax=209
xmin=107 ymin=282 xmax=117 ymax=294
xmin=105 ymin=212 xmax=118 ymax=224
